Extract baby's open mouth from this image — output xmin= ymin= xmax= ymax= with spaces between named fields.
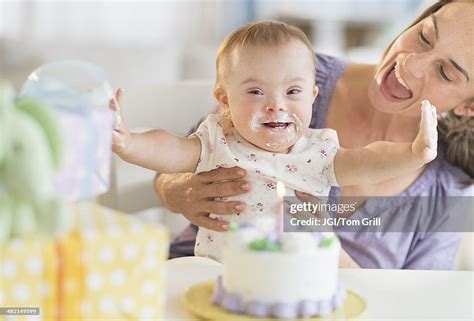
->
xmin=262 ymin=122 xmax=292 ymax=130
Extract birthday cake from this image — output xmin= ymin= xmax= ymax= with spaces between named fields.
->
xmin=212 ymin=223 xmax=346 ymax=318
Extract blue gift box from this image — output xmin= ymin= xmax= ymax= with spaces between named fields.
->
xmin=20 ymin=60 xmax=114 ymax=201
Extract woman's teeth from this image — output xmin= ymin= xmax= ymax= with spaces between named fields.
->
xmin=394 ymin=62 xmax=410 ymax=91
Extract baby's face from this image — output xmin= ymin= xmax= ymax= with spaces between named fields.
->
xmin=217 ymin=40 xmax=318 ymax=153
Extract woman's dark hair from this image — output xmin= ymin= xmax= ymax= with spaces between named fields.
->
xmin=382 ymin=0 xmax=473 ymax=180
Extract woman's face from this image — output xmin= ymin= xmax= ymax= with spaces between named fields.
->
xmin=369 ymin=2 xmax=474 ymax=117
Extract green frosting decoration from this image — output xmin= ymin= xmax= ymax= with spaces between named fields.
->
xmin=265 ymin=242 xmax=281 ymax=252
xmin=319 ymin=236 xmax=336 ymax=248
xmin=249 ymin=239 xmax=281 ymax=252
xmin=229 ymin=222 xmax=239 ymax=231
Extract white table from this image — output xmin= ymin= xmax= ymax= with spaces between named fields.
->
xmin=164 ymin=257 xmax=473 ymax=321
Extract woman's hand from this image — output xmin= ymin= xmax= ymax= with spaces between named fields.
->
xmin=412 ymin=100 xmax=438 ymax=164
xmin=155 ymin=167 xmax=250 ymax=231
xmin=294 ymin=191 xmax=360 ymax=269
xmin=108 ymin=88 xmax=132 ymax=154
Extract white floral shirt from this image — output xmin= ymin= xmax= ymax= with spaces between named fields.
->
xmin=192 ymin=114 xmax=339 ymax=261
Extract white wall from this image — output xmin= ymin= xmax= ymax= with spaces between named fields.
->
xmin=0 ymin=0 xmax=226 ymax=93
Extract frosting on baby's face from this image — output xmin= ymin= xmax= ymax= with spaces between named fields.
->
xmin=248 ymin=111 xmax=304 ymax=150
xmin=216 ymin=40 xmax=318 ymax=153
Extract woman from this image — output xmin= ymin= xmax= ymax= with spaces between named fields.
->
xmin=155 ymin=0 xmax=473 ymax=269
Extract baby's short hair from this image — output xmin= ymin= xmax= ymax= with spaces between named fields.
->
xmin=215 ymin=20 xmax=315 ymax=90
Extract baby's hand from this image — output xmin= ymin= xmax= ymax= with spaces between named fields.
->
xmin=411 ymin=100 xmax=438 ymax=164
xmin=109 ymin=88 xmax=132 ymax=154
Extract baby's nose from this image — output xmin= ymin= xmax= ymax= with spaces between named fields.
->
xmin=265 ymin=99 xmax=287 ymax=112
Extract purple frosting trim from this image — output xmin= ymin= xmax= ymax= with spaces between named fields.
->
xmin=212 ymin=276 xmax=347 ymax=318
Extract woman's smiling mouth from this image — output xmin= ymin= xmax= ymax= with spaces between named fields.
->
xmin=381 ymin=61 xmax=413 ymax=101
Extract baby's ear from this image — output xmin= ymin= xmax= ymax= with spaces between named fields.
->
xmin=214 ymin=88 xmax=229 ymax=109
xmin=312 ymin=85 xmax=319 ymax=102
xmin=453 ymin=99 xmax=474 ymax=117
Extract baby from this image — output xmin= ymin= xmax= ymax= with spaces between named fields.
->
xmin=110 ymin=21 xmax=437 ymax=261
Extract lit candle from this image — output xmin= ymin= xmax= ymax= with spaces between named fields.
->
xmin=276 ymin=181 xmax=285 ymax=234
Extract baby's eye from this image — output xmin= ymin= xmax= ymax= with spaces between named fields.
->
xmin=248 ymin=89 xmax=264 ymax=95
xmin=287 ymin=88 xmax=301 ymax=95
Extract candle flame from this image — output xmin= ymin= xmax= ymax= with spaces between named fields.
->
xmin=276 ymin=181 xmax=285 ymax=198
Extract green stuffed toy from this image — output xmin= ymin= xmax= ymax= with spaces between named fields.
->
xmin=0 ymin=84 xmax=69 ymax=242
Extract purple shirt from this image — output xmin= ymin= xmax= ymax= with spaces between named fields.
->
xmin=169 ymin=54 xmax=472 ymax=270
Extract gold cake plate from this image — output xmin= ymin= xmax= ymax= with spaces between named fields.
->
xmin=184 ymin=280 xmax=366 ymax=321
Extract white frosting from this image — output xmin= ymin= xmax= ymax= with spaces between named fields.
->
xmin=248 ymin=111 xmax=304 ymax=149
xmin=280 ymin=233 xmax=319 ymax=253
xmin=221 ymin=229 xmax=340 ymax=303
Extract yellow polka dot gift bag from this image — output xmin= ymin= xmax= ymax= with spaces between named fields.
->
xmin=1 ymin=203 xmax=169 ymax=321
xmin=0 ymin=237 xmax=58 ymax=321
xmin=58 ymin=203 xmax=169 ymax=321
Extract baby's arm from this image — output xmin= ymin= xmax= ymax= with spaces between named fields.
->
xmin=110 ymin=89 xmax=200 ymax=173
xmin=334 ymin=100 xmax=437 ymax=186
